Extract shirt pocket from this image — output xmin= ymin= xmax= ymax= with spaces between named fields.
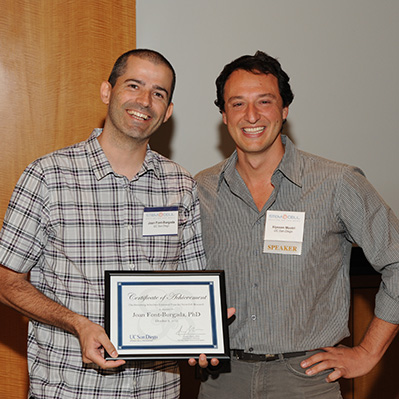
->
xmin=132 ymin=213 xmax=187 ymax=270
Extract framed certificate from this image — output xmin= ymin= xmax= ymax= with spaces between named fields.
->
xmin=104 ymin=270 xmax=230 ymax=360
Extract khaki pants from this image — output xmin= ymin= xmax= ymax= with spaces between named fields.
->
xmin=198 ymin=353 xmax=342 ymax=399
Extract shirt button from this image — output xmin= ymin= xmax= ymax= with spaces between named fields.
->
xmin=126 ymin=225 xmax=133 ymax=231
xmin=251 ymin=315 xmax=257 ymax=321
xmin=249 ymin=347 xmax=254 ymax=352
xmin=253 ymin=283 xmax=258 ymax=288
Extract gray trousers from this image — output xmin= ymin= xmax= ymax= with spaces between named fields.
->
xmin=198 ymin=353 xmax=342 ymax=399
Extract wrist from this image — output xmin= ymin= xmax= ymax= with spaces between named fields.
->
xmin=68 ymin=313 xmax=92 ymax=337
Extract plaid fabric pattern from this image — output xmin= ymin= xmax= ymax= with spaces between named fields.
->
xmin=0 ymin=129 xmax=206 ymax=398
xmin=196 ymin=135 xmax=399 ymax=354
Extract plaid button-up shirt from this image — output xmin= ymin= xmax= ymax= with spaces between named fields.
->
xmin=0 ymin=129 xmax=206 ymax=398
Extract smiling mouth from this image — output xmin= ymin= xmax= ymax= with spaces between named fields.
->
xmin=127 ymin=109 xmax=151 ymax=121
xmin=242 ymin=126 xmax=265 ymax=135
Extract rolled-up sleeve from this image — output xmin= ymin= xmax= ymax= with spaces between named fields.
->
xmin=338 ymin=166 xmax=399 ymax=323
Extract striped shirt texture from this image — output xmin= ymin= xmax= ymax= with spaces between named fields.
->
xmin=0 ymin=129 xmax=206 ymax=399
xmin=195 ymin=135 xmax=399 ymax=354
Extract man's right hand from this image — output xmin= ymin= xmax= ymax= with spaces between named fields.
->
xmin=75 ymin=317 xmax=126 ymax=369
xmin=188 ymin=307 xmax=236 ymax=368
xmin=0 ymin=265 xmax=125 ymax=370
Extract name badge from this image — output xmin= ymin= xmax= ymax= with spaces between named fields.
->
xmin=143 ymin=207 xmax=179 ymax=236
xmin=263 ymin=211 xmax=305 ymax=255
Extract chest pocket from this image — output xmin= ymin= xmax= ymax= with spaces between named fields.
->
xmin=131 ymin=214 xmax=186 ymax=271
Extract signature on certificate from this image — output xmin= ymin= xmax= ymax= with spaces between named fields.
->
xmin=176 ymin=325 xmax=196 ymax=337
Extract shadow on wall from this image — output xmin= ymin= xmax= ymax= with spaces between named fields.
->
xmin=149 ymin=117 xmax=297 ymax=166
xmin=149 ymin=117 xmax=175 ymax=159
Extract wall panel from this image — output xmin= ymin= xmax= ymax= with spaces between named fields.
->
xmin=0 ymin=1 xmax=135 ymax=397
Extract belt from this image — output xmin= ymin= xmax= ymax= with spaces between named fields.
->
xmin=232 ymin=349 xmax=307 ymax=362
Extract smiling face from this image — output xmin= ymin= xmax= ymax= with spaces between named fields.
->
xmin=222 ymin=69 xmax=289 ymax=158
xmin=101 ymin=55 xmax=174 ymax=145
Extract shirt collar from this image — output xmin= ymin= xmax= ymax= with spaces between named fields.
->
xmin=277 ymin=135 xmax=303 ymax=188
xmin=217 ymin=134 xmax=303 ymax=189
xmin=86 ymin=128 xmax=160 ymax=181
xmin=140 ymin=148 xmax=161 ymax=179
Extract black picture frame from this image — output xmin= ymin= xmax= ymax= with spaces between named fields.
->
xmin=104 ymin=270 xmax=230 ymax=361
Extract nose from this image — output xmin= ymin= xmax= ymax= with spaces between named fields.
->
xmin=245 ymin=103 xmax=260 ymax=123
xmin=136 ymin=90 xmax=151 ymax=108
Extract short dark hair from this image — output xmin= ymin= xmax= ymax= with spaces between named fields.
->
xmin=108 ymin=49 xmax=176 ymax=104
xmin=215 ymin=51 xmax=294 ymax=112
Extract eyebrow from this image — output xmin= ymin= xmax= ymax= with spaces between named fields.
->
xmin=227 ymin=93 xmax=277 ymax=102
xmin=124 ymin=79 xmax=170 ymax=98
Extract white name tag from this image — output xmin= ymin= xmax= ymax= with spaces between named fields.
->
xmin=142 ymin=207 xmax=179 ymax=236
xmin=263 ymin=211 xmax=305 ymax=255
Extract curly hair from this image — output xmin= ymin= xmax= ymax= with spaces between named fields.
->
xmin=215 ymin=51 xmax=294 ymax=112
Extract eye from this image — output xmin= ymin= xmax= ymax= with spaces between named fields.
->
xmin=154 ymin=91 xmax=165 ymax=99
xmin=128 ymin=84 xmax=139 ymax=90
xmin=232 ymin=102 xmax=243 ymax=108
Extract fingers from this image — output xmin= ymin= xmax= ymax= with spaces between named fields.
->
xmin=82 ymin=341 xmax=126 ymax=369
xmin=188 ymin=358 xmax=197 ymax=366
xmin=300 ymin=346 xmax=364 ymax=381
xmin=100 ymin=334 xmax=119 ymax=359
xmin=84 ymin=349 xmax=126 ymax=369
xmin=100 ymin=359 xmax=127 ymax=369
xmin=187 ymin=353 xmax=220 ymax=368
xmin=300 ymin=348 xmax=336 ymax=378
xmin=300 ymin=350 xmax=325 ymax=370
xmin=325 ymin=368 xmax=343 ymax=383
xmin=187 ymin=307 xmax=235 ymax=369
xmin=78 ymin=321 xmax=126 ymax=369
xmin=210 ymin=357 xmax=219 ymax=367
xmin=83 ymin=346 xmax=126 ymax=369
xmin=198 ymin=354 xmax=209 ymax=368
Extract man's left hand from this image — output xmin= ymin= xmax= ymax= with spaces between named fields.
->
xmin=300 ymin=344 xmax=377 ymax=382
xmin=301 ymin=316 xmax=399 ymax=382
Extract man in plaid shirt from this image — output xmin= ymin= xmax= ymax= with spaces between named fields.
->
xmin=0 ymin=49 xmax=207 ymax=398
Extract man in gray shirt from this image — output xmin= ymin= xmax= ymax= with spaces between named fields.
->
xmin=195 ymin=51 xmax=399 ymax=398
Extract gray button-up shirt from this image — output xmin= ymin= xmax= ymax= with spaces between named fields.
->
xmin=195 ymin=135 xmax=399 ymax=354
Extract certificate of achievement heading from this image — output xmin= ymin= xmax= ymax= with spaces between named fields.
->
xmin=104 ymin=271 xmax=230 ymax=360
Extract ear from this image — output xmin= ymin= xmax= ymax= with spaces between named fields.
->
xmin=222 ymin=111 xmax=228 ymax=125
xmin=100 ymin=81 xmax=112 ymax=105
xmin=163 ymin=102 xmax=174 ymax=123
xmin=283 ymin=106 xmax=289 ymax=120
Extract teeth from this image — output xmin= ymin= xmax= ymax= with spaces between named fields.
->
xmin=243 ymin=126 xmax=264 ymax=134
xmin=127 ymin=110 xmax=150 ymax=120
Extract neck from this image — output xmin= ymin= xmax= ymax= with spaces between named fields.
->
xmin=235 ymin=138 xmax=285 ymax=211
xmin=236 ymin=139 xmax=285 ymax=184
xmin=98 ymin=127 xmax=148 ymax=180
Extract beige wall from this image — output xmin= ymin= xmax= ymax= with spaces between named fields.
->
xmin=137 ymin=0 xmax=399 ymax=216
xmin=0 ymin=1 xmax=135 ymax=397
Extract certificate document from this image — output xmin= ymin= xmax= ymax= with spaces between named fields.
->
xmin=104 ymin=271 xmax=230 ymax=360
